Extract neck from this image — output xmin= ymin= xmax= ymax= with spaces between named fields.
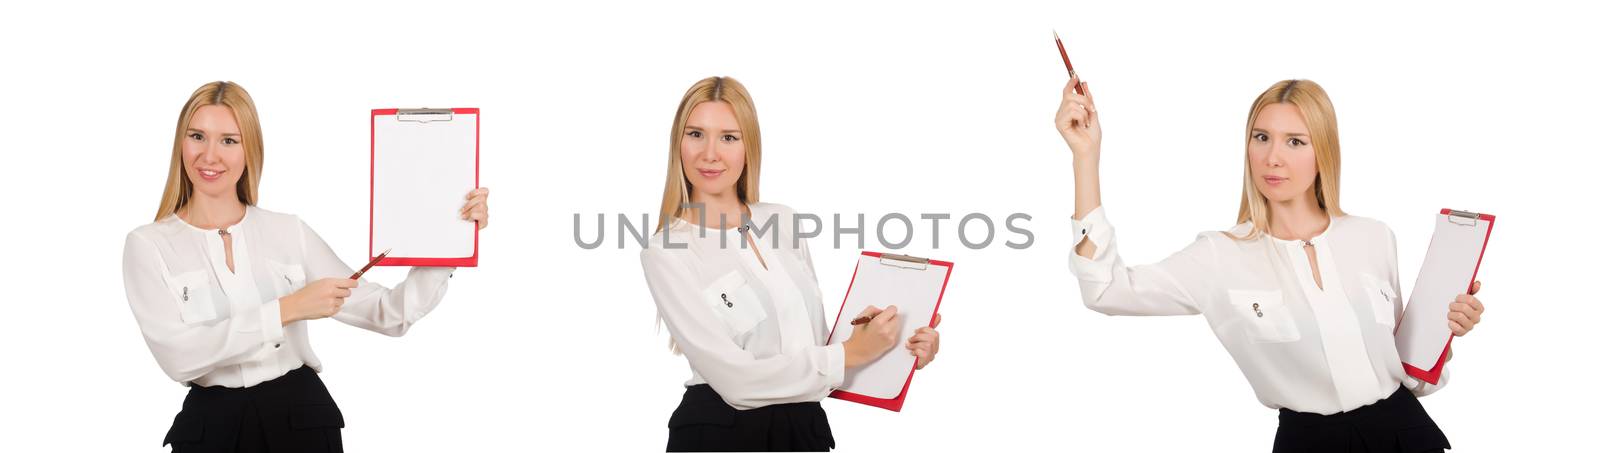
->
xmin=181 ymin=192 xmax=247 ymax=230
xmin=1268 ymin=192 xmax=1329 ymax=241
xmin=686 ymin=190 xmax=746 ymax=230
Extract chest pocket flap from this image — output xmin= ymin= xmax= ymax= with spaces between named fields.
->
xmin=700 ymin=271 xmax=769 ymax=337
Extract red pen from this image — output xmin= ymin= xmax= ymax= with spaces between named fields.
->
xmin=1054 ymin=30 xmax=1083 ymax=94
xmin=349 ymin=248 xmax=392 ymax=280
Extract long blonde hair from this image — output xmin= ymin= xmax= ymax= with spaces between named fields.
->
xmin=654 ymin=76 xmax=763 ymax=232
xmin=153 ymin=81 xmax=265 ymax=221
xmin=1232 ymin=79 xmax=1344 ymax=240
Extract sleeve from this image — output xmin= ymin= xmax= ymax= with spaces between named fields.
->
xmin=1385 ymin=225 xmax=1450 ymax=396
xmin=641 ymin=248 xmax=845 ymax=410
xmin=294 ymin=219 xmax=453 ymax=337
xmin=1068 ymin=206 xmax=1217 ymax=316
xmin=123 ymin=231 xmax=275 ymax=384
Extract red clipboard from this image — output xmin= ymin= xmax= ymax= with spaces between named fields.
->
xmin=1400 ymin=208 xmax=1494 ymax=384
xmin=369 ymin=108 xmax=480 ymax=267
xmin=824 ymin=251 xmax=952 ymax=412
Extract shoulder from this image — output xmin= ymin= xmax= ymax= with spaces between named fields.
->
xmin=246 ymin=205 xmax=304 ymax=230
xmin=748 ymin=201 xmax=797 ymax=221
xmin=642 ymin=222 xmax=694 ymax=264
xmin=1334 ymin=214 xmax=1394 ymax=240
xmin=127 ymin=215 xmax=183 ymax=243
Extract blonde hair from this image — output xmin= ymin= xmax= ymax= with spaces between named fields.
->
xmin=1232 ymin=79 xmax=1344 ymax=240
xmin=153 ymin=81 xmax=265 ymax=221
xmin=654 ymin=76 xmax=763 ymax=232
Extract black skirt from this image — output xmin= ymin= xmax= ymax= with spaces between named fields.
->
xmin=1273 ymin=386 xmax=1451 ymax=453
xmin=163 ymin=366 xmax=345 ymax=453
xmin=666 ymin=384 xmax=835 ymax=452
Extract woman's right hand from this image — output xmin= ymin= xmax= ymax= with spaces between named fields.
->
xmin=279 ymin=278 xmax=356 ymax=325
xmin=1054 ymin=76 xmax=1101 ymax=159
xmin=843 ymin=305 xmax=901 ymax=368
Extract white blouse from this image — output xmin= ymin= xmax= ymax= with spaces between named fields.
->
xmin=123 ymin=205 xmax=453 ymax=388
xmin=1069 ymin=207 xmax=1446 ymax=415
xmin=640 ymin=202 xmax=846 ymax=410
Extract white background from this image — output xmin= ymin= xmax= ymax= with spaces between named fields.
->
xmin=2 ymin=1 xmax=1595 ymax=451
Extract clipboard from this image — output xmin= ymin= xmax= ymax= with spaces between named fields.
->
xmin=824 ymin=251 xmax=953 ymax=412
xmin=369 ymin=108 xmax=479 ymax=267
xmin=1396 ymin=208 xmax=1495 ymax=384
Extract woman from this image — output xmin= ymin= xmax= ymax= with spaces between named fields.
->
xmin=1055 ymin=77 xmax=1485 ymax=452
xmin=640 ymin=76 xmax=943 ymax=452
xmin=123 ymin=81 xmax=490 ymax=452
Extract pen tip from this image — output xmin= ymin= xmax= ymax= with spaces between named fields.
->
xmin=1053 ymin=29 xmax=1060 ymax=40
xmin=379 ymin=247 xmax=393 ymax=256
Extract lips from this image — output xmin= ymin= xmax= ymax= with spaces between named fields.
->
xmin=197 ymin=168 xmax=226 ymax=181
xmin=1263 ymin=175 xmax=1287 ymax=186
xmin=698 ymin=169 xmax=725 ymax=179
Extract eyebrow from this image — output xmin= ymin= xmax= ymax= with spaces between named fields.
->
xmin=684 ymin=125 xmax=741 ymax=134
xmin=1251 ymin=128 xmax=1308 ymax=137
xmin=186 ymin=128 xmax=241 ymax=136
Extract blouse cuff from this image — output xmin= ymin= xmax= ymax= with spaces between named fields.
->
xmin=260 ymin=298 xmax=286 ymax=347
xmin=824 ymin=342 xmax=846 ymax=389
xmin=1068 ymin=206 xmax=1116 ymax=282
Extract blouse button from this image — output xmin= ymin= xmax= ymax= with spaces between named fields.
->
xmin=1252 ymin=303 xmax=1263 ymax=317
xmin=721 ymin=293 xmax=733 ymax=308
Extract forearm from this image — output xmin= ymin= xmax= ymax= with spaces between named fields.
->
xmin=1073 ymin=155 xmax=1102 ymax=257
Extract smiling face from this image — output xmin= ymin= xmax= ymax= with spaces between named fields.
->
xmin=679 ymin=100 xmax=746 ymax=201
xmin=1247 ymin=103 xmax=1319 ymax=204
xmin=181 ymin=104 xmax=247 ymax=202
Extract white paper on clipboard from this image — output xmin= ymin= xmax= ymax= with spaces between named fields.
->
xmin=826 ymin=253 xmax=950 ymax=399
xmin=1396 ymin=209 xmax=1494 ymax=383
xmin=371 ymin=108 xmax=478 ymax=265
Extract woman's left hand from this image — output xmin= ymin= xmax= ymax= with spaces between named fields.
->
xmin=1448 ymin=281 xmax=1484 ymax=336
xmin=459 ymin=187 xmax=490 ymax=230
xmin=907 ymin=313 xmax=942 ymax=370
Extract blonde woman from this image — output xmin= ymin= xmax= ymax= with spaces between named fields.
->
xmin=1057 ymin=78 xmax=1486 ymax=452
xmin=122 ymin=81 xmax=489 ymax=452
xmin=640 ymin=76 xmax=943 ymax=452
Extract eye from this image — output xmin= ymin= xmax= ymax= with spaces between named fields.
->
xmin=685 ymin=130 xmax=702 ymax=139
xmin=1288 ymin=137 xmax=1306 ymax=147
xmin=1251 ymin=132 xmax=1268 ymax=142
xmin=188 ymin=132 xmax=204 ymax=141
xmin=720 ymin=134 xmax=740 ymax=143
xmin=222 ymin=137 xmax=239 ymax=145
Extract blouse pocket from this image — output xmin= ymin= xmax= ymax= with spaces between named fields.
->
xmin=168 ymin=270 xmax=218 ymax=324
xmin=267 ymin=261 xmax=308 ymax=297
xmin=700 ymin=271 xmax=769 ymax=337
xmin=1227 ymin=289 xmax=1300 ymax=343
xmin=1361 ymin=274 xmax=1397 ymax=328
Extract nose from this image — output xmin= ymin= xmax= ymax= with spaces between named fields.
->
xmin=196 ymin=138 xmax=221 ymax=165
xmin=696 ymin=136 xmax=718 ymax=164
xmin=1265 ymin=140 xmax=1285 ymax=168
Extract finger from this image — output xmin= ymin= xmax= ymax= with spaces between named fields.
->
xmin=337 ymin=278 xmax=358 ymax=289
xmin=872 ymin=305 xmax=900 ymax=326
xmin=931 ymin=313 xmax=941 ymax=328
xmin=1468 ymin=295 xmax=1484 ymax=313
xmin=1064 ymin=107 xmax=1087 ymax=129
xmin=335 ymin=288 xmax=352 ymax=299
xmin=459 ymin=197 xmax=486 ymax=215
xmin=1450 ymin=302 xmax=1480 ymax=323
xmin=465 ymin=187 xmax=489 ymax=199
xmin=1064 ymin=76 xmax=1079 ymax=97
xmin=1469 ymin=280 xmax=1481 ymax=295
xmin=1082 ymin=81 xmax=1095 ymax=108
xmin=1449 ymin=320 xmax=1466 ymax=336
xmin=857 ymin=305 xmax=884 ymax=318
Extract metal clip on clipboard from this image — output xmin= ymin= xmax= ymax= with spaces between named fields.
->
xmin=878 ymin=253 xmax=930 ymax=270
xmin=396 ymin=108 xmax=455 ymax=123
xmin=1446 ymin=209 xmax=1481 ymax=226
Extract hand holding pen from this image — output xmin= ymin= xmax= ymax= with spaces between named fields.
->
xmin=842 ymin=305 xmax=901 ymax=368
